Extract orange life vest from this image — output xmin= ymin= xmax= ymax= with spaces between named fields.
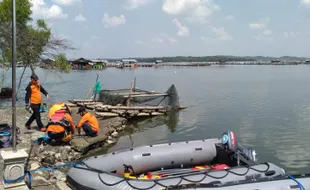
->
xmin=47 ymin=110 xmax=70 ymax=131
xmin=30 ymin=82 xmax=42 ymax=104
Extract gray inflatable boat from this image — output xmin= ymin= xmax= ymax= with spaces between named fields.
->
xmin=67 ymin=131 xmax=309 ymax=190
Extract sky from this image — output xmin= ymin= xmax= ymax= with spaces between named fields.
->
xmin=26 ymin=0 xmax=310 ymax=59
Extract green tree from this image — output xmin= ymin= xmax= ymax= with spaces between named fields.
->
xmin=0 ymin=0 xmax=75 ymax=95
xmin=54 ymin=53 xmax=71 ymax=73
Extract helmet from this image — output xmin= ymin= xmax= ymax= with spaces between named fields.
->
xmin=48 ymin=102 xmax=71 ymax=118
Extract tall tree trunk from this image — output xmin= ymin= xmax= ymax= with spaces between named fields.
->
xmin=30 ymin=65 xmax=35 ymax=75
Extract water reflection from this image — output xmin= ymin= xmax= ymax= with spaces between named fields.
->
xmin=108 ymin=112 xmax=180 ymax=153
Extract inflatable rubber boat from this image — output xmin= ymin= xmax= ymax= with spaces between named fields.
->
xmin=66 ymin=131 xmax=309 ymax=190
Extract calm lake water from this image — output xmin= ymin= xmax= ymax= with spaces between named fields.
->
xmin=3 ymin=65 xmax=310 ymax=174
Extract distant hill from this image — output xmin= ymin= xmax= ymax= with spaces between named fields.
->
xmin=96 ymin=55 xmax=310 ymax=63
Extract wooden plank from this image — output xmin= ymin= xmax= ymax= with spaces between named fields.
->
xmin=111 ymin=110 xmax=126 ymax=114
xmin=137 ymin=112 xmax=165 ymax=116
xmin=95 ymin=112 xmax=164 ymax=117
xmin=76 ymin=102 xmax=100 ymax=105
xmin=179 ymin=106 xmax=188 ymax=110
xmin=64 ymin=103 xmax=78 ymax=107
xmin=105 ymin=105 xmax=166 ymax=110
xmin=96 ymin=112 xmax=119 ymax=117
xmin=69 ymin=99 xmax=94 ymax=103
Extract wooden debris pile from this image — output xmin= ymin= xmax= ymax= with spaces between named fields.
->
xmin=67 ymin=99 xmax=187 ymax=119
xmin=68 ymin=78 xmax=187 ymax=119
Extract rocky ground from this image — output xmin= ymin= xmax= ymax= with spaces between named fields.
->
xmin=0 ymin=106 xmax=127 ymax=190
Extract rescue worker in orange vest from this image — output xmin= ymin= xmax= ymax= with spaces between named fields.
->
xmin=76 ymin=106 xmax=99 ymax=137
xmin=46 ymin=105 xmax=75 ymax=143
xmin=25 ymin=74 xmax=50 ymax=132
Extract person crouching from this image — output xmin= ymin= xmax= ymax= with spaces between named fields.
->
xmin=76 ymin=106 xmax=99 ymax=137
xmin=46 ymin=106 xmax=75 ymax=143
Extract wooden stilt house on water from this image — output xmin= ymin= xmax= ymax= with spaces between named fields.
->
xmin=91 ymin=59 xmax=107 ymax=70
xmin=71 ymin=57 xmax=93 ymax=70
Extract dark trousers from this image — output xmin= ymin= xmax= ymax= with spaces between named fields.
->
xmin=47 ymin=131 xmax=65 ymax=141
xmin=25 ymin=104 xmax=44 ymax=129
xmin=82 ymin=123 xmax=97 ymax=137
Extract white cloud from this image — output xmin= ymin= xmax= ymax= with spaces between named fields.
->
xmin=211 ymin=26 xmax=233 ymax=41
xmin=162 ymin=0 xmax=220 ymax=23
xmin=52 ymin=0 xmax=81 ymax=6
xmin=74 ymin=13 xmax=86 ymax=22
xmin=249 ymin=17 xmax=270 ymax=29
xmin=159 ymin=33 xmax=177 ymax=42
xmin=301 ymin=0 xmax=310 ymax=6
xmin=253 ymin=29 xmax=273 ymax=40
xmin=30 ymin=0 xmax=68 ymax=20
xmin=138 ymin=33 xmax=176 ymax=45
xmin=262 ymin=29 xmax=272 ymax=36
xmin=152 ymin=33 xmax=177 ymax=44
xmin=102 ymin=13 xmax=126 ymax=28
xmin=172 ymin=18 xmax=189 ymax=37
xmin=152 ymin=37 xmax=164 ymax=44
xmin=124 ymin=0 xmax=153 ymax=9
xmin=284 ymin=32 xmax=300 ymax=38
xmin=225 ymin=15 xmax=234 ymax=20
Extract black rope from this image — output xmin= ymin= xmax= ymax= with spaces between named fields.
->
xmin=71 ymin=163 xmax=272 ymax=190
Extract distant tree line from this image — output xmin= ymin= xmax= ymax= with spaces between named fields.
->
xmin=105 ymin=56 xmax=309 ymax=63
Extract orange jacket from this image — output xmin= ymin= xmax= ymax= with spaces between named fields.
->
xmin=77 ymin=112 xmax=99 ymax=132
xmin=46 ymin=113 xmax=75 ymax=134
xmin=25 ymin=81 xmax=48 ymax=105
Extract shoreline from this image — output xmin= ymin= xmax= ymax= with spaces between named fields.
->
xmin=0 ymin=106 xmax=128 ymax=190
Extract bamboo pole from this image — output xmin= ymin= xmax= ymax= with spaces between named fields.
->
xmin=126 ymin=80 xmax=134 ymax=106
xmin=86 ymin=84 xmax=95 ymax=99
xmin=95 ymin=112 xmax=165 ymax=117
xmin=97 ymin=105 xmax=166 ymax=110
xmin=133 ymin=77 xmax=136 ymax=92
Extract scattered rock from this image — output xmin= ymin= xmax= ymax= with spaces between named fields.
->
xmin=32 ymin=175 xmax=50 ymax=187
xmin=57 ymin=181 xmax=71 ymax=190
xmin=107 ymin=127 xmax=114 ymax=133
xmin=111 ymin=131 xmax=118 ymax=138
xmin=108 ymin=136 xmax=112 ymax=140
xmin=55 ymin=153 xmax=62 ymax=161
xmin=71 ymin=134 xmax=107 ymax=154
xmin=70 ymin=137 xmax=88 ymax=153
xmin=51 ymin=170 xmax=66 ymax=181
xmin=61 ymin=150 xmax=69 ymax=161
xmin=30 ymin=162 xmax=40 ymax=170
xmin=42 ymin=171 xmax=51 ymax=180
xmin=41 ymin=154 xmax=56 ymax=167
xmin=106 ymin=140 xmax=115 ymax=145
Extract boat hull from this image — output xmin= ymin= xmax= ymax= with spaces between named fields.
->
xmin=66 ymin=138 xmax=307 ymax=190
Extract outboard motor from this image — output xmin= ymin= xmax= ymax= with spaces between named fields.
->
xmin=221 ymin=131 xmax=258 ymax=164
